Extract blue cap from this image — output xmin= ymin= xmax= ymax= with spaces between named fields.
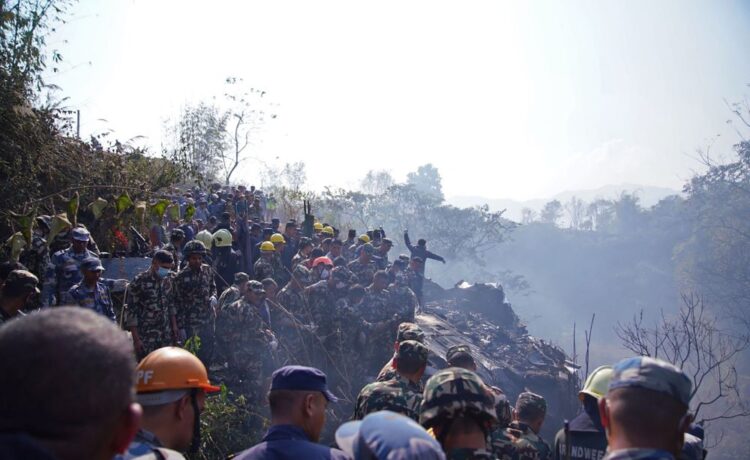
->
xmin=80 ymin=257 xmax=104 ymax=272
xmin=270 ymin=366 xmax=338 ymax=402
xmin=609 ymin=356 xmax=692 ymax=407
xmin=335 ymin=411 xmax=445 ymax=460
xmin=71 ymin=227 xmax=90 ymax=242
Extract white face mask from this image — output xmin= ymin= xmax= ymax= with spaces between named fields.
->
xmin=320 ymin=269 xmax=330 ymax=280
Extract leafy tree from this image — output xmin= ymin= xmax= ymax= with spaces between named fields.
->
xmin=539 ymin=200 xmax=563 ymax=225
xmin=565 ymin=196 xmax=585 ymax=230
xmin=166 ymin=102 xmax=229 ymax=183
xmin=360 ymin=169 xmax=395 ymax=195
xmin=406 ymin=163 xmax=444 ymax=204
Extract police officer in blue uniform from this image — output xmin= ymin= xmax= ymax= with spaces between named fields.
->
xmin=231 ymin=365 xmax=351 ymax=460
xmin=43 ymin=227 xmax=97 ymax=306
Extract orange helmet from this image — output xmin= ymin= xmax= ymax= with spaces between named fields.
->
xmin=136 ymin=347 xmax=220 ymax=394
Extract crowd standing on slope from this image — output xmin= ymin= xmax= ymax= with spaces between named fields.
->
xmin=0 ymin=184 xmax=706 ymax=460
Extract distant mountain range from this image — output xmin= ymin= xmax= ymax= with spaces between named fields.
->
xmin=448 ymin=184 xmax=682 ymax=222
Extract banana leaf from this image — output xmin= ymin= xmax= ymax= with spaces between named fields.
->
xmin=88 ymin=197 xmax=108 ymax=220
xmin=134 ymin=201 xmax=147 ymax=226
xmin=9 ymin=210 xmax=34 ymax=246
xmin=47 ymin=213 xmax=72 ymax=247
xmin=167 ymin=202 xmax=180 ymax=223
xmin=66 ymin=192 xmax=80 ymax=227
xmin=185 ymin=204 xmax=195 ymax=221
xmin=150 ymin=199 xmax=170 ymax=224
xmin=5 ymin=232 xmax=27 ymax=263
xmin=115 ymin=192 xmax=134 ymax=215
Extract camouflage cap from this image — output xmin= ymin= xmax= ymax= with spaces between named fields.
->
xmin=420 ymin=368 xmax=497 ymax=429
xmin=4 ymin=270 xmax=40 ymax=294
xmin=396 ymin=340 xmax=429 ymax=366
xmin=247 ymin=280 xmax=265 ymax=294
xmin=515 ymin=391 xmax=546 ymax=413
xmin=183 ymin=240 xmax=207 ymax=256
xmin=396 ymin=322 xmax=425 ymax=343
xmin=446 ymin=345 xmax=474 ymax=366
xmin=292 ymin=265 xmax=312 ymax=284
xmin=332 ymin=266 xmax=351 ymax=283
xmin=608 ymin=356 xmax=692 ymax=407
xmin=71 ymin=227 xmax=90 ymax=242
xmin=234 ymin=272 xmax=250 ymax=284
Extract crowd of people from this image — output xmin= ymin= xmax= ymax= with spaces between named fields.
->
xmin=0 ymin=184 xmax=706 ymax=460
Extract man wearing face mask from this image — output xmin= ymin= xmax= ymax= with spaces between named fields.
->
xmin=599 ymin=356 xmax=693 ymax=460
xmin=125 ymin=250 xmax=179 ymax=360
xmin=117 ymin=347 xmax=221 ymax=460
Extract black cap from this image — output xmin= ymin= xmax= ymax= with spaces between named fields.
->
xmin=270 ymin=365 xmax=338 ymax=402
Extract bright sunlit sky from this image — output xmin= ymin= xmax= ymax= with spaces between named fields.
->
xmin=46 ymin=0 xmax=750 ymax=200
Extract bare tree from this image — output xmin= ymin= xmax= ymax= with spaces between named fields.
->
xmin=521 ymin=207 xmax=536 ymax=225
xmin=615 ymin=293 xmax=749 ymax=436
xmin=565 ymin=196 xmax=586 ymax=230
xmin=220 ymin=77 xmax=277 ymax=185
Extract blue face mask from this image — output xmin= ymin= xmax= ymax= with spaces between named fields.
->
xmin=157 ymin=267 xmax=171 ymax=278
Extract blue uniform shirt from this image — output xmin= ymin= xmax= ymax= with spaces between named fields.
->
xmin=64 ymin=279 xmax=118 ymax=322
xmin=44 ymin=247 xmax=96 ymax=305
xmin=232 ymin=424 xmax=351 ymax=460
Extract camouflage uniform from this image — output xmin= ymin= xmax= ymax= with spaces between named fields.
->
xmin=163 ymin=242 xmax=181 ymax=271
xmin=125 ymin=270 xmax=174 ymax=359
xmin=491 ymin=421 xmax=551 ymax=460
xmin=218 ymin=284 xmax=242 ymax=312
xmin=421 ymin=368 xmax=499 ymax=460
xmin=273 ymin=284 xmax=314 ymax=365
xmin=254 ymin=256 xmax=275 ymax=281
xmin=376 ymin=322 xmax=425 ymax=382
xmin=353 ymin=340 xmax=428 ymax=422
xmin=63 ymin=278 xmax=118 ymax=321
xmin=446 ymin=449 xmax=499 ymax=460
xmin=217 ymin=296 xmax=268 ymax=401
xmin=270 ymin=253 xmax=290 ymax=288
xmin=44 ymin=247 xmax=96 ymax=306
xmin=388 ymin=282 xmax=418 ymax=322
xmin=361 ymin=286 xmax=404 ymax=369
xmin=171 ymin=264 xmax=216 ymax=364
xmin=19 ymin=234 xmax=49 ymax=281
xmin=347 ymin=258 xmax=377 ymax=286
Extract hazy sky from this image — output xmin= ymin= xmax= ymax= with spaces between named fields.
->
xmin=47 ymin=0 xmax=750 ymax=200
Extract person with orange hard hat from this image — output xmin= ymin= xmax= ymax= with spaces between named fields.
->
xmin=116 ymin=347 xmax=221 ymax=460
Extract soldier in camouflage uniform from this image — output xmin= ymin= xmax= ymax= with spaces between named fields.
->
xmin=43 ymin=227 xmax=97 ymax=306
xmin=491 ymin=392 xmax=551 ymax=460
xmin=125 ymin=251 xmax=178 ymax=360
xmin=361 ymin=270 xmax=408 ymax=372
xmin=376 ymin=322 xmax=426 ymax=382
xmin=420 ymin=368 xmax=500 ymax=459
xmin=353 ymin=340 xmax=429 ymax=422
xmin=270 ymin=233 xmax=291 ymax=288
xmin=347 ymin=243 xmax=378 ymax=286
xmin=305 ymin=265 xmax=353 ymax=370
xmin=170 ymin=240 xmax=217 ymax=366
xmin=254 ymin=241 xmax=276 ymax=281
xmin=217 ymin=272 xmax=250 ymax=312
xmin=217 ymin=280 xmax=272 ymax=402
xmin=273 ymin=265 xmax=315 ymax=365
xmin=0 ymin=270 xmax=39 ymax=326
xmin=19 ymin=215 xmax=50 ymax=282
xmin=388 ymin=271 xmax=419 ymax=322
xmin=163 ymin=228 xmax=185 ymax=271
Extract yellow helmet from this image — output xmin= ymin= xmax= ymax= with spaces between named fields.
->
xmin=260 ymin=241 xmax=275 ymax=252
xmin=313 ymin=222 xmax=324 ymax=232
xmin=579 ymin=365 xmax=613 ymax=401
xmin=270 ymin=233 xmax=286 ymax=244
xmin=358 ymin=234 xmax=371 ymax=244
xmin=322 ymin=226 xmax=335 ymax=236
